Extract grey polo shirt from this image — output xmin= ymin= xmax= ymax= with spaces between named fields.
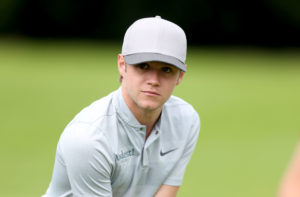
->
xmin=43 ymin=88 xmax=200 ymax=197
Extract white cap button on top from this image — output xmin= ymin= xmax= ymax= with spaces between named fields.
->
xmin=155 ymin=15 xmax=161 ymax=19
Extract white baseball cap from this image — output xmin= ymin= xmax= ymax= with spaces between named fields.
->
xmin=122 ymin=16 xmax=187 ymax=72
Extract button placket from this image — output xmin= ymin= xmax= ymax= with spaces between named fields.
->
xmin=141 ymin=128 xmax=160 ymax=167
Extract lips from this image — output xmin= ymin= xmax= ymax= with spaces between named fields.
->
xmin=141 ymin=91 xmax=160 ymax=96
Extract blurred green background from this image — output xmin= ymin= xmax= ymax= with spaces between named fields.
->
xmin=0 ymin=39 xmax=299 ymax=196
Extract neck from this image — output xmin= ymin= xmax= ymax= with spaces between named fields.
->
xmin=134 ymin=108 xmax=162 ymax=139
xmin=121 ymin=86 xmax=162 ymax=139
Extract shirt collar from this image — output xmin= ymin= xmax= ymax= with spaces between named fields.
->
xmin=113 ymin=87 xmax=143 ymax=127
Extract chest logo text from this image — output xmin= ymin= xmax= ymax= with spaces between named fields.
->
xmin=115 ymin=148 xmax=135 ymax=161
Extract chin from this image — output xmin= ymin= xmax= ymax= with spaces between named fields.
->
xmin=139 ymin=102 xmax=162 ymax=111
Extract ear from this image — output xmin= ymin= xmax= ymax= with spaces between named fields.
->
xmin=118 ymin=54 xmax=126 ymax=77
xmin=176 ymin=71 xmax=185 ymax=85
xmin=176 ymin=64 xmax=187 ymax=85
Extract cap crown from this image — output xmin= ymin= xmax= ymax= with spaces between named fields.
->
xmin=122 ymin=16 xmax=187 ymax=64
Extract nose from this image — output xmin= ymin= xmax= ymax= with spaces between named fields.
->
xmin=147 ymin=69 xmax=160 ymax=86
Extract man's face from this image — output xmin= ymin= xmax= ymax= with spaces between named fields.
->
xmin=118 ymin=55 xmax=185 ymax=114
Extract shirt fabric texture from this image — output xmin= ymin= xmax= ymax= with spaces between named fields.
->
xmin=43 ymin=88 xmax=200 ymax=197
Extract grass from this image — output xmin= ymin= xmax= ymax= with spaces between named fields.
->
xmin=0 ymin=38 xmax=299 ymax=197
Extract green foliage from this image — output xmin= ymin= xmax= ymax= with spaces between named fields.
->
xmin=0 ymin=39 xmax=299 ymax=197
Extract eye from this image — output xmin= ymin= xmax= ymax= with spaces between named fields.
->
xmin=137 ymin=63 xmax=149 ymax=70
xmin=161 ymin=67 xmax=173 ymax=73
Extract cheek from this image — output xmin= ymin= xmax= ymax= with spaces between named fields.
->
xmin=162 ymin=79 xmax=177 ymax=94
xmin=124 ymin=75 xmax=142 ymax=96
xmin=169 ymin=75 xmax=180 ymax=86
xmin=126 ymin=75 xmax=140 ymax=88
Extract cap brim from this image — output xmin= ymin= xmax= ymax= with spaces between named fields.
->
xmin=123 ymin=53 xmax=186 ymax=72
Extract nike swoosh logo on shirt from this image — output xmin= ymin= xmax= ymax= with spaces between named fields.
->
xmin=160 ymin=148 xmax=177 ymax=156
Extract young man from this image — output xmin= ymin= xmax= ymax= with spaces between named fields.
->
xmin=43 ymin=16 xmax=200 ymax=197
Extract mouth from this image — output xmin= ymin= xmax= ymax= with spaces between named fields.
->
xmin=141 ymin=91 xmax=160 ymax=96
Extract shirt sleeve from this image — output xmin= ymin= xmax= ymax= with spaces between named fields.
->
xmin=163 ymin=111 xmax=200 ymax=186
xmin=43 ymin=122 xmax=114 ymax=197
xmin=42 ymin=142 xmax=72 ymax=197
